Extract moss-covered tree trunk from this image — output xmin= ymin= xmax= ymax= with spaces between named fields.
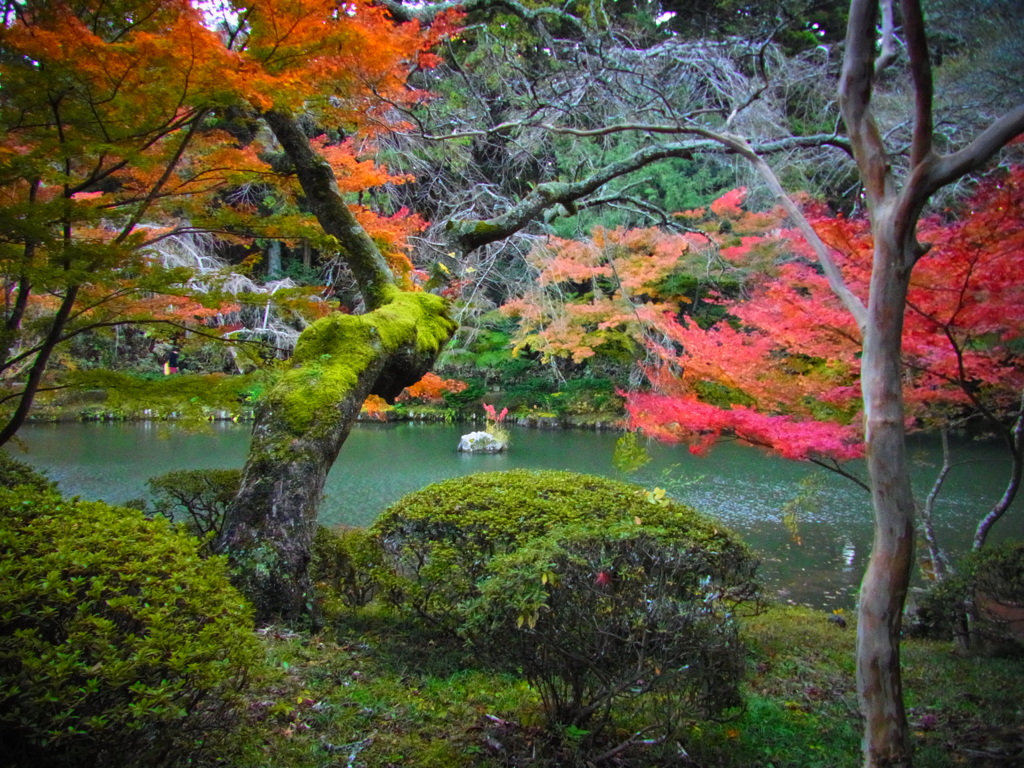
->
xmin=217 ymin=290 xmax=455 ymax=624
xmin=214 ymin=109 xmax=457 ymax=625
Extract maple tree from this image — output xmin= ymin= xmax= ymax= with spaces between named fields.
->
xmin=499 ymin=193 xmax=783 ymax=371
xmin=396 ymin=371 xmax=468 ymax=404
xmin=0 ymin=0 xmax=430 ymax=436
xmin=503 ymin=156 xmax=1024 ymax=768
xmin=359 ymin=372 xmax=468 ymax=418
xmin=627 ymin=167 xmax=1024 ymax=555
xmin=624 ymin=1 xmax=1024 ymax=760
xmin=1 ymin=0 xmax=462 ymax=622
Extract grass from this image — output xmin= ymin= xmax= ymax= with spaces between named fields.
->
xmin=230 ymin=604 xmax=1024 ymax=768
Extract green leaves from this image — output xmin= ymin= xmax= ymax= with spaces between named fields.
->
xmin=0 ymin=487 xmax=265 ymax=767
xmin=372 ymin=470 xmax=755 ymax=634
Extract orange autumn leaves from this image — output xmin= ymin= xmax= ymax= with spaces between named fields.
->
xmin=0 ymin=0 xmax=459 ymax=353
xmin=361 ymin=372 xmax=468 ymax=418
xmin=502 ymin=173 xmax=1024 ymax=463
xmin=502 ymin=227 xmax=713 ymax=364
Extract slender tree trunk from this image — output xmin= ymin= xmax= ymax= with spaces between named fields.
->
xmin=0 ymin=285 xmax=80 ymax=447
xmin=973 ymin=396 xmax=1024 ymax=550
xmin=857 ymin=234 xmax=915 ymax=767
xmin=918 ymin=429 xmax=952 ymax=581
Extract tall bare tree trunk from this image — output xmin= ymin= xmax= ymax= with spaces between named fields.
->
xmin=857 ymin=232 xmax=915 ymax=767
xmin=835 ymin=3 xmax=1023 ymax=763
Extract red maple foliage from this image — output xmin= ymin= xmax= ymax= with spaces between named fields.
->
xmin=627 ymin=167 xmax=1024 ymax=464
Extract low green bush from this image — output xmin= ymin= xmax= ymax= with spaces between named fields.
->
xmin=0 ymin=451 xmax=55 ymax=493
xmin=372 ymin=470 xmax=757 ymax=630
xmin=910 ymin=540 xmax=1024 ymax=654
xmin=311 ymin=525 xmax=386 ymax=614
xmin=463 ymin=522 xmax=748 ymax=743
xmin=146 ymin=467 xmax=242 ymax=548
xmin=0 ymin=487 xmax=264 ymax=767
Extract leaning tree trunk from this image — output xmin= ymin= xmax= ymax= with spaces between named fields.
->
xmin=212 ymin=107 xmax=458 ymax=625
xmin=215 ymin=289 xmax=456 ymax=624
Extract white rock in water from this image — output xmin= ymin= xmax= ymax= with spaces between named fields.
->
xmin=457 ymin=431 xmax=506 ymax=453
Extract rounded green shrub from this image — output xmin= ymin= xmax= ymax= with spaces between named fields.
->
xmin=311 ymin=525 xmax=386 ymax=614
xmin=0 ymin=487 xmax=264 ymax=767
xmin=371 ymin=470 xmax=757 ymax=629
xmin=911 ymin=540 xmax=1024 ymax=654
xmin=0 ymin=451 xmax=55 ymax=493
xmin=463 ymin=523 xmax=749 ymax=741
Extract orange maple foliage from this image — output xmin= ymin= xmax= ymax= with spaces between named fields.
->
xmin=360 ymin=394 xmax=392 ymax=420
xmin=0 ymin=0 xmax=460 ymax=443
xmin=501 ymin=221 xmax=722 ymax=364
xmin=397 ymin=372 xmax=469 ymax=404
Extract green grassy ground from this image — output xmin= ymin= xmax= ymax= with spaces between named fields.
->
xmin=233 ymin=604 xmax=1023 ymax=767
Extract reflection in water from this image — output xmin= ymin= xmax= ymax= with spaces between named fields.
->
xmin=842 ymin=539 xmax=857 ymax=570
xmin=7 ymin=422 xmax=1021 ymax=610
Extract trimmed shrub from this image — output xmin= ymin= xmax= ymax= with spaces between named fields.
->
xmin=0 ymin=451 xmax=55 ymax=493
xmin=911 ymin=540 xmax=1024 ymax=654
xmin=146 ymin=468 xmax=242 ymax=547
xmin=463 ymin=522 xmax=748 ymax=740
xmin=371 ymin=470 xmax=757 ymax=630
xmin=311 ymin=525 xmax=386 ymax=614
xmin=0 ymin=487 xmax=264 ymax=767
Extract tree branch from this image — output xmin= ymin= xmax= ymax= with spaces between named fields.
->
xmin=840 ymin=0 xmax=894 ymax=207
xmin=874 ymin=0 xmax=899 ymax=75
xmin=447 ymin=133 xmax=852 ymax=253
xmin=901 ymin=0 xmax=934 ymax=169
xmin=924 ymin=104 xmax=1024 ymax=194
xmin=377 ymin=0 xmax=586 ymax=36
xmin=973 ymin=391 xmax=1024 ymax=549
xmin=699 ymin=132 xmax=869 ymax=329
xmin=263 ymin=110 xmax=396 ymax=310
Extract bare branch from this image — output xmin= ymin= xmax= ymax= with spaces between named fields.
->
xmin=840 ymin=0 xmax=894 ymax=206
xmin=263 ymin=110 xmax=395 ymax=310
xmin=377 ymin=0 xmax=585 ymax=36
xmin=688 ymin=131 xmax=869 ymax=328
xmin=901 ymin=0 xmax=934 ymax=169
xmin=974 ymin=391 xmax=1024 ymax=549
xmin=446 ymin=133 xmax=850 ymax=253
xmin=924 ymin=103 xmax=1024 ymax=193
xmin=874 ymin=0 xmax=899 ymax=74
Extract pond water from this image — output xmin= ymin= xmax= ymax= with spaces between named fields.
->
xmin=7 ymin=421 xmax=1022 ymax=610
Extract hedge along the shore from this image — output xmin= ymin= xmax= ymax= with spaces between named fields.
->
xmin=371 ymin=469 xmax=758 ymax=630
xmin=0 ymin=487 xmax=264 ymax=768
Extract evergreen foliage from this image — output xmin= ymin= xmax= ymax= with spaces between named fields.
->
xmin=0 ymin=451 xmax=56 ymax=493
xmin=0 ymin=488 xmax=263 ymax=767
xmin=372 ymin=470 xmax=757 ymax=630
xmin=146 ymin=468 xmax=243 ymax=548
xmin=911 ymin=540 xmax=1024 ymax=654
xmin=311 ymin=525 xmax=386 ymax=614
xmin=463 ymin=522 xmax=750 ymax=743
